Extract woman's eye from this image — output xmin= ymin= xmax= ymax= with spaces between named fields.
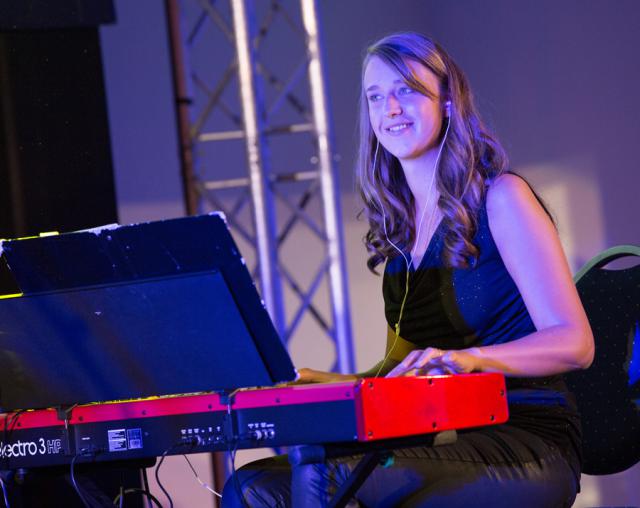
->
xmin=368 ymin=94 xmax=382 ymax=102
xmin=398 ymin=87 xmax=414 ymax=96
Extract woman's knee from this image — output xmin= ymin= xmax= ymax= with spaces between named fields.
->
xmin=220 ymin=476 xmax=244 ymax=508
xmin=221 ymin=460 xmax=292 ymax=508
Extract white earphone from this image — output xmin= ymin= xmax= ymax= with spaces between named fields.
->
xmin=371 ymin=110 xmax=452 ymax=376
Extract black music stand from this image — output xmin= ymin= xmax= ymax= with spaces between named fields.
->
xmin=0 ymin=213 xmax=296 ymax=411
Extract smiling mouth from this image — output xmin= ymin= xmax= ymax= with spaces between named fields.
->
xmin=385 ymin=123 xmax=412 ymax=133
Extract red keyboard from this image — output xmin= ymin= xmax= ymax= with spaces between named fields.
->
xmin=0 ymin=373 xmax=508 ymax=469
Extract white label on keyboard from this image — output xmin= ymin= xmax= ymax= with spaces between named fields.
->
xmin=108 ymin=429 xmax=127 ymax=452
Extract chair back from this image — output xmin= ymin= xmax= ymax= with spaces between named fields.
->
xmin=565 ymin=245 xmax=640 ymax=475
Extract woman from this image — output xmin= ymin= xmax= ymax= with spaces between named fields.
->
xmin=222 ymin=32 xmax=594 ymax=508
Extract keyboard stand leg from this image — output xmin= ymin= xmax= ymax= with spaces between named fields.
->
xmin=328 ymin=451 xmax=389 ymax=508
xmin=289 ymin=432 xmax=456 ymax=507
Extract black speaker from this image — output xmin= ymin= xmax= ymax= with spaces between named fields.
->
xmin=0 ymin=0 xmax=115 ymax=30
xmin=0 ymin=27 xmax=119 ymax=239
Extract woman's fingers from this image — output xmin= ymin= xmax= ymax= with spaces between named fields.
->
xmin=415 ymin=347 xmax=445 ymax=368
xmin=392 ymin=350 xmax=421 ymax=374
xmin=386 ymin=349 xmax=475 ymax=377
xmin=386 ymin=350 xmax=422 ymax=377
xmin=440 ymin=352 xmax=462 ymax=372
xmin=387 ymin=348 xmax=445 ymax=377
xmin=386 ymin=348 xmax=482 ymax=378
xmin=440 ymin=351 xmax=478 ymax=374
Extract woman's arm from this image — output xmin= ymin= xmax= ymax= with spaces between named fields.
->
xmin=295 ymin=368 xmax=357 ymax=383
xmin=297 ymin=325 xmax=416 ymax=383
xmin=388 ymin=173 xmax=594 ymax=378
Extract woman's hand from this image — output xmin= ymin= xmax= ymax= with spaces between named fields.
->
xmin=386 ymin=348 xmax=482 ymax=377
xmin=294 ymin=368 xmax=358 ymax=384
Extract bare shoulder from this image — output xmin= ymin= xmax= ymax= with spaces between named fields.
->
xmin=485 ymin=172 xmax=577 ymax=330
xmin=486 ymin=173 xmax=538 ymax=218
xmin=485 ymin=173 xmax=551 ymax=241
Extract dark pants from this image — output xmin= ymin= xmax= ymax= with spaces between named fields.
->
xmin=221 ymin=424 xmax=579 ymax=508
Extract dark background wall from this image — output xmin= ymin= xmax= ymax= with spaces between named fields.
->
xmin=98 ymin=1 xmax=640 ymax=506
xmin=319 ymin=0 xmax=640 ymax=266
xmin=103 ymin=0 xmax=640 ymax=258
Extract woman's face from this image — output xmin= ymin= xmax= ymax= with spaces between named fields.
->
xmin=363 ymin=56 xmax=444 ymax=164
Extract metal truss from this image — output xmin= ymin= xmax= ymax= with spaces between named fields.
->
xmin=165 ymin=0 xmax=354 ymax=374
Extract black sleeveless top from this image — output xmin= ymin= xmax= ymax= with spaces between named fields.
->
xmin=382 ymin=197 xmax=582 ymax=472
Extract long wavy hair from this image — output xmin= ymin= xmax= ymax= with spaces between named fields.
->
xmin=357 ymin=32 xmax=509 ymax=272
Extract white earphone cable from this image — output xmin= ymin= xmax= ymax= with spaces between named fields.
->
xmin=372 ymin=115 xmax=451 ymax=377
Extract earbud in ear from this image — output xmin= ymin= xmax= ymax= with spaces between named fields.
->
xmin=444 ymin=100 xmax=452 ymax=117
